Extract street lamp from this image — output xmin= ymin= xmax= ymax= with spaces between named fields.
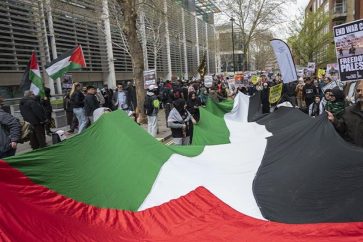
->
xmin=230 ymin=17 xmax=236 ymax=74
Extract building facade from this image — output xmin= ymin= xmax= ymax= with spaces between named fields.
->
xmin=215 ymin=24 xmax=244 ymax=73
xmin=0 ymin=0 xmax=219 ymax=97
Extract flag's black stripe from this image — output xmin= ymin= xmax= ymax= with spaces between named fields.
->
xmin=251 ymin=108 xmax=363 ymax=223
xmin=45 ymin=46 xmax=76 ymax=68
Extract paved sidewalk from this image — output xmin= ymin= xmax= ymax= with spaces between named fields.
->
xmin=16 ymin=110 xmax=171 ymax=155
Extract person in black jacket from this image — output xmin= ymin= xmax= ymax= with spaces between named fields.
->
xmin=20 ymin=90 xmax=47 ymax=150
xmin=261 ymin=82 xmax=270 ymax=114
xmin=63 ymin=90 xmax=78 ymax=133
xmin=0 ymin=97 xmax=21 ymax=158
xmin=70 ymin=82 xmax=87 ymax=134
xmin=41 ymin=87 xmax=53 ymax=136
xmin=302 ymin=77 xmax=318 ymax=109
xmin=84 ymin=86 xmax=100 ymax=123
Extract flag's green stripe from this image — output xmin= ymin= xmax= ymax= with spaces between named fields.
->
xmin=4 ymin=98 xmax=232 ymax=210
xmin=192 ymin=99 xmax=234 ymax=145
xmin=5 ymin=111 xmax=203 ymax=211
xmin=50 ymin=62 xmax=82 ymax=80
xmin=29 ymin=71 xmax=45 ymax=97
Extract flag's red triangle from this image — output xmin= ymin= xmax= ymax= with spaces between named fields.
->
xmin=29 ymin=51 xmax=39 ymax=70
xmin=69 ymin=45 xmax=86 ymax=67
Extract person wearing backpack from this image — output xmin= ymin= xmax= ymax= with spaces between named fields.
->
xmin=144 ymin=85 xmax=160 ymax=137
xmin=0 ymin=97 xmax=21 ymax=158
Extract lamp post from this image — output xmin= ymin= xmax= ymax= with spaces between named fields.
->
xmin=230 ymin=17 xmax=236 ymax=74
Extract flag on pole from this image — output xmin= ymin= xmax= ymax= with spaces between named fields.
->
xmin=20 ymin=51 xmax=45 ymax=97
xmin=45 ymin=45 xmax=86 ymax=80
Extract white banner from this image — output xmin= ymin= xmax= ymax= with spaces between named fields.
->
xmin=270 ymin=39 xmax=298 ymax=83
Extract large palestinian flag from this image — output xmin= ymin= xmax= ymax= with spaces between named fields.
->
xmin=1 ymin=93 xmax=363 ymax=241
xmin=45 ymin=45 xmax=86 ymax=80
xmin=19 ymin=51 xmax=45 ymax=97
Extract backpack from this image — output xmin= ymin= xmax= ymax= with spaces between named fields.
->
xmin=19 ymin=121 xmax=32 ymax=144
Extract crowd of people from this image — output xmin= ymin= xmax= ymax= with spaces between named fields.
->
xmin=0 ymin=72 xmax=362 ymax=159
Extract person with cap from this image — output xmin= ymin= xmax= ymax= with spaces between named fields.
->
xmin=84 ymin=85 xmax=100 ymax=124
xmin=144 ymin=85 xmax=159 ymax=137
xmin=328 ymin=81 xmax=363 ymax=147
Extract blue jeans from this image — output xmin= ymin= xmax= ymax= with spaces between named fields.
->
xmin=73 ymin=108 xmax=88 ymax=134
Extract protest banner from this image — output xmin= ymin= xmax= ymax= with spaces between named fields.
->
xmin=204 ymin=75 xmax=213 ymax=88
xmin=333 ymin=19 xmax=363 ymax=81
xmin=269 ymin=83 xmax=283 ymax=104
xmin=270 ymin=39 xmax=297 ymax=83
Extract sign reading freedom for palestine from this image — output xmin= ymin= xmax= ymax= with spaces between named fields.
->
xmin=333 ymin=19 xmax=363 ymax=81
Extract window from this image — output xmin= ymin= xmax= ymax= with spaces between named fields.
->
xmin=334 ymin=0 xmax=347 ymax=14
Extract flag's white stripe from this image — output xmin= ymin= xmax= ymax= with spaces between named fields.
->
xmin=46 ymin=56 xmax=71 ymax=76
xmin=30 ymin=83 xmax=40 ymax=96
xmin=139 ymin=93 xmax=271 ymax=220
xmin=32 ymin=69 xmax=42 ymax=78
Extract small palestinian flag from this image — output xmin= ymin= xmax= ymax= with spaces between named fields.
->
xmin=45 ymin=45 xmax=86 ymax=80
xmin=19 ymin=51 xmax=44 ymax=97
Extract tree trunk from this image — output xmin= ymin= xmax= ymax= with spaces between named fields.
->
xmin=118 ymin=0 xmax=146 ymax=123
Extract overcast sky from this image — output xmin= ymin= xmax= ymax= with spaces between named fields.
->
xmin=215 ymin=0 xmax=311 ymax=40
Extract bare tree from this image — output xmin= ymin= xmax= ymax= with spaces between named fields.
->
xmin=219 ymin=0 xmax=292 ymax=70
xmin=142 ymin=0 xmax=166 ymax=72
xmin=250 ymin=31 xmax=275 ymax=70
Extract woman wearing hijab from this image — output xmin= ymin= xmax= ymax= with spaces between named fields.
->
xmin=326 ymin=88 xmax=346 ymax=119
xmin=167 ymin=98 xmax=196 ymax=145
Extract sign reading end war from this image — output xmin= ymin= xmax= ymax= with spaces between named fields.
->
xmin=144 ymin=69 xmax=157 ymax=89
xmin=334 ymin=19 xmax=363 ymax=81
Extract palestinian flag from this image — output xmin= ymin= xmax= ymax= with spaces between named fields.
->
xmin=19 ymin=51 xmax=44 ymax=97
xmin=45 ymin=45 xmax=86 ymax=80
xmin=1 ymin=93 xmax=363 ymax=241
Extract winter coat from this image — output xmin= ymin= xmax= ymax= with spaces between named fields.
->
xmin=19 ymin=97 xmax=46 ymax=125
xmin=0 ymin=108 xmax=21 ymax=153
xmin=333 ymin=103 xmax=363 ymax=147
xmin=70 ymin=91 xmax=85 ymax=108
xmin=84 ymin=94 xmax=100 ymax=116
xmin=186 ymin=97 xmax=201 ymax=122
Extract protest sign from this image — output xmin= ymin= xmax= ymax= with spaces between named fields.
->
xmin=143 ymin=70 xmax=157 ymax=89
xmin=307 ymin=62 xmax=316 ymax=73
xmin=333 ymin=19 xmax=363 ymax=81
xmin=318 ymin=69 xmax=326 ymax=78
xmin=269 ymin=83 xmax=283 ymax=104
xmin=326 ymin=63 xmax=339 ymax=81
xmin=204 ymin=75 xmax=213 ymax=88
xmin=251 ymin=75 xmax=259 ymax=85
